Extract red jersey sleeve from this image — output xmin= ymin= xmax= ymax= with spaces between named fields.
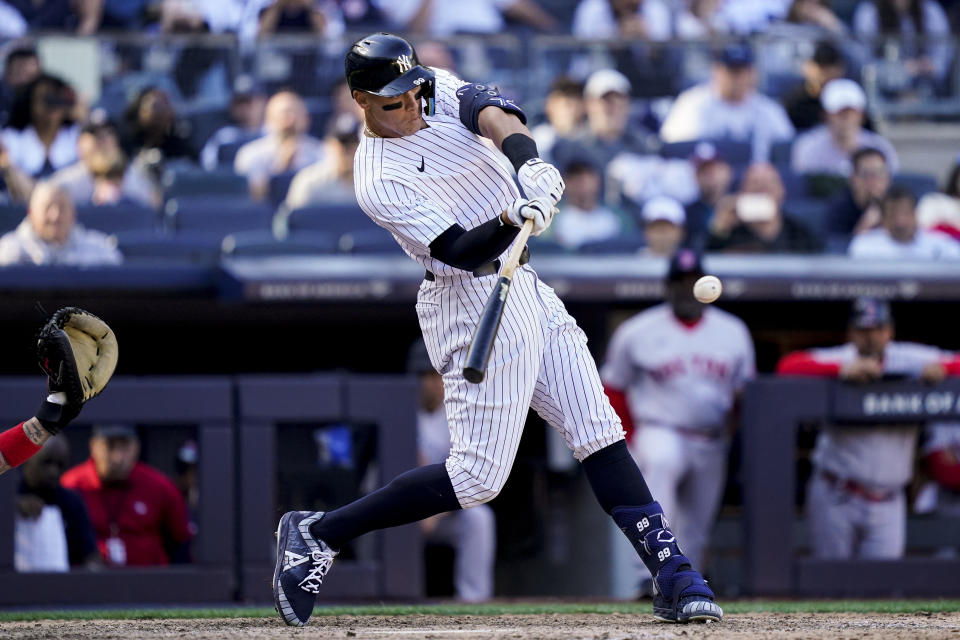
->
xmin=940 ymin=354 xmax=960 ymax=376
xmin=603 ymin=384 xmax=635 ymax=442
xmin=776 ymin=351 xmax=842 ymax=377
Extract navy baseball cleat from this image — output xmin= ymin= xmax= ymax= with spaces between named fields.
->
xmin=612 ymin=503 xmax=722 ymax=624
xmin=273 ymin=511 xmax=337 ymax=626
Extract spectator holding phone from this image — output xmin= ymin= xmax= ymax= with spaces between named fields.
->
xmin=706 ymin=162 xmax=823 ymax=253
xmin=1 ymin=74 xmax=81 ymax=178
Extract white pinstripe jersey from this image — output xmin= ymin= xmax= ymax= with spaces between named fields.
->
xmin=353 ymin=68 xmax=521 ymax=277
xmin=809 ymin=341 xmax=953 ymax=487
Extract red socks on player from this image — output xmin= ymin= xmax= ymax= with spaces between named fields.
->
xmin=0 ymin=423 xmax=42 ymax=467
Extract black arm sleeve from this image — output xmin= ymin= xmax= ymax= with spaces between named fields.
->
xmin=429 ymin=217 xmax=519 ymax=271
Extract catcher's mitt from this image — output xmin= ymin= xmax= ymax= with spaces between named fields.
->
xmin=37 ymin=307 xmax=118 ymax=406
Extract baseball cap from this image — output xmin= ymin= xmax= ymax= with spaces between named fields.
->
xmin=689 ymin=141 xmax=728 ymax=170
xmin=849 ymin=297 xmax=892 ymax=329
xmin=812 ymin=40 xmax=843 ymax=68
xmin=714 ymin=43 xmax=754 ymax=68
xmin=406 ymin=338 xmax=434 ymax=375
xmin=92 ymin=424 xmax=137 ymax=439
xmin=667 ymin=248 xmax=705 ymax=281
xmin=821 ymin=78 xmax=866 ymax=113
xmin=642 ymin=196 xmax=686 ymax=226
xmin=584 ymin=69 xmax=631 ymax=99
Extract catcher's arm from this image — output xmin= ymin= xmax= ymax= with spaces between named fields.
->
xmin=0 ymin=417 xmax=54 ymax=475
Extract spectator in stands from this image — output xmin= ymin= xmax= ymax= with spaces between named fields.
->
xmin=374 ymin=0 xmax=556 ymax=36
xmin=917 ymin=155 xmax=960 ymax=240
xmin=530 ymin=77 xmax=585 ymax=166
xmin=572 ymin=0 xmax=672 ymax=40
xmin=234 ymin=89 xmax=324 ymax=202
xmin=52 ymin=120 xmax=159 ymax=209
xmin=415 ymin=40 xmax=457 ymax=71
xmin=5 ymin=0 xmax=100 ymax=35
xmin=660 ymin=43 xmax=795 ymax=161
xmin=199 ymin=79 xmax=267 ymax=171
xmin=15 ymin=436 xmax=100 ymax=571
xmin=552 ymin=69 xmax=654 ymax=174
xmin=0 ymin=135 xmax=36 ymax=203
xmin=409 ymin=339 xmax=495 ymax=602
xmin=257 ymin=0 xmax=344 ymax=37
xmin=777 ymin=0 xmax=846 ymax=35
xmin=848 ymin=185 xmax=960 ymax=259
xmin=641 ymin=196 xmax=686 ymax=256
xmin=121 ymin=86 xmax=196 ymax=174
xmin=0 ymin=44 xmax=42 ymax=125
xmin=0 ymin=180 xmax=122 ymax=266
xmin=1 ymin=74 xmax=81 ymax=179
xmin=96 ymin=0 xmax=156 ymax=30
xmin=284 ymin=116 xmax=360 ymax=208
xmin=550 ymin=160 xmax=630 ymax=249
xmin=61 ymin=424 xmax=193 ymax=567
xmin=684 ymin=142 xmax=734 ymax=250
xmin=716 ymin=0 xmax=790 ymax=33
xmin=826 ymin=146 xmax=890 ymax=237
xmin=853 ymin=0 xmax=952 ymax=94
xmin=777 ymin=297 xmax=960 ymax=559
xmin=675 ymin=0 xmax=727 ymax=38
xmin=791 ymin=79 xmax=898 ymax=177
xmin=782 ymin=40 xmax=847 ymax=132
xmin=707 ymin=162 xmax=823 ymax=253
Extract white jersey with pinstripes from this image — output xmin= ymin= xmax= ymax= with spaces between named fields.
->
xmin=354 ymin=68 xmax=625 ymax=508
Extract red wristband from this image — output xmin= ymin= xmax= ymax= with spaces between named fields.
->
xmin=0 ymin=423 xmax=42 ymax=467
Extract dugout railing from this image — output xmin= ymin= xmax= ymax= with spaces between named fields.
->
xmin=741 ymin=376 xmax=960 ymax=597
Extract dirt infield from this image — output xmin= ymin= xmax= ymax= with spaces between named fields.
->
xmin=3 ymin=612 xmax=960 ymax=640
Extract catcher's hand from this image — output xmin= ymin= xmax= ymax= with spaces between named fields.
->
xmin=35 ymin=307 xmax=118 ymax=434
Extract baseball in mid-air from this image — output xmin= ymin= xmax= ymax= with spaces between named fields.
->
xmin=693 ymin=275 xmax=722 ymax=303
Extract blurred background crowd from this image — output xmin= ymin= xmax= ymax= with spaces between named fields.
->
xmin=3 ymin=0 xmax=960 ymax=605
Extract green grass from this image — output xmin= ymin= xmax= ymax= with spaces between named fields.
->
xmin=0 ymin=600 xmax=958 ymax=622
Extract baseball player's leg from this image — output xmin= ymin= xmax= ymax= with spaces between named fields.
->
xmin=629 ymin=425 xmax=686 ymax=543
xmin=431 ymin=505 xmax=496 ymax=601
xmin=673 ymin=438 xmax=729 ymax=570
xmin=525 ymin=272 xmax=720 ymax=622
xmin=806 ymin=471 xmax=856 ymax=559
xmin=859 ymin=493 xmax=906 ymax=558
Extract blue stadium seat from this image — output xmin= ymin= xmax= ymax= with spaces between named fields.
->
xmin=339 ymin=229 xmax=405 ymax=255
xmin=0 ymin=203 xmax=26 ymax=234
xmin=893 ymin=172 xmax=940 ymax=199
xmin=217 ymin=136 xmax=258 ymax=167
xmin=527 ymin=236 xmax=568 ymax=255
xmin=660 ymin=139 xmax=752 ymax=166
xmin=770 ymin=140 xmax=794 ymax=167
xmin=162 ymin=167 xmax=249 ymax=199
xmin=76 ymin=203 xmax=159 ymax=234
xmin=165 ymin=196 xmax=273 ymax=233
xmin=783 ymin=198 xmax=830 ymax=237
xmin=185 ymin=107 xmax=230 ymax=152
xmin=779 ymin=167 xmax=808 ymax=201
xmin=268 ymin=171 xmax=297 ymax=207
xmin=578 ymin=233 xmax=645 ymax=254
xmin=221 ymin=230 xmax=338 ymax=257
xmin=113 ymin=230 xmax=223 ymax=265
xmin=284 ymin=204 xmax=378 ymax=235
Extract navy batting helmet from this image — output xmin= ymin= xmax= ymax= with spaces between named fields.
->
xmin=345 ymin=33 xmax=436 ymax=115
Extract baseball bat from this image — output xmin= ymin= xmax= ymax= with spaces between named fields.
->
xmin=463 ymin=218 xmax=535 ymax=384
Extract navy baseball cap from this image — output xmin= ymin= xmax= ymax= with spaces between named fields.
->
xmin=715 ymin=43 xmax=754 ymax=68
xmin=849 ymin=297 xmax=892 ymax=329
xmin=667 ymin=248 xmax=705 ymax=281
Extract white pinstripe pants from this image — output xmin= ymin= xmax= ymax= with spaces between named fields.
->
xmin=417 ymin=265 xmax=625 ymax=508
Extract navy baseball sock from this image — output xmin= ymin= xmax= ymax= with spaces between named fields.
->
xmin=309 ymin=463 xmax=461 ymax=550
xmin=581 ymin=440 xmax=654 ymax=513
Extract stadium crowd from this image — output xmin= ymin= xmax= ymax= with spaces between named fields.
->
xmin=3 ymin=0 xmax=960 ymax=600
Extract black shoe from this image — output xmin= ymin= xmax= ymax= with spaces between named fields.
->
xmin=652 ymin=570 xmax=723 ymax=623
xmin=273 ymin=511 xmax=337 ymax=626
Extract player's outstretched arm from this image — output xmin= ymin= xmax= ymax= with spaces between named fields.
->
xmin=0 ymin=416 xmax=56 ymax=475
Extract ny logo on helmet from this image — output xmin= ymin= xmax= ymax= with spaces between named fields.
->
xmin=395 ymin=54 xmax=413 ymax=73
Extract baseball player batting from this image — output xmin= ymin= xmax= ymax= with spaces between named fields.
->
xmin=273 ymin=32 xmax=722 ymax=626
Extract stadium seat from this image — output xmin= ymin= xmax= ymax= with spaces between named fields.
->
xmin=783 ymin=198 xmax=830 ymax=237
xmin=578 ymin=233 xmax=645 ymax=254
xmin=221 ymin=230 xmax=338 ymax=257
xmin=184 ymin=107 xmax=230 ymax=152
xmin=0 ymin=203 xmax=26 ymax=234
xmin=162 ymin=167 xmax=249 ymax=199
xmin=893 ymin=172 xmax=940 ymax=199
xmin=216 ymin=136 xmax=258 ymax=168
xmin=113 ymin=230 xmax=223 ymax=265
xmin=339 ymin=229 xmax=405 ymax=255
xmin=268 ymin=171 xmax=297 ymax=207
xmin=780 ymin=167 xmax=808 ymax=200
xmin=76 ymin=203 xmax=159 ymax=234
xmin=660 ymin=139 xmax=752 ymax=166
xmin=770 ymin=140 xmax=794 ymax=167
xmin=526 ymin=236 xmax=568 ymax=255
xmin=165 ymin=196 xmax=273 ymax=233
xmin=283 ymin=204 xmax=379 ymax=235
